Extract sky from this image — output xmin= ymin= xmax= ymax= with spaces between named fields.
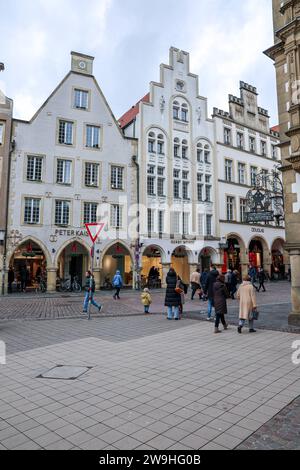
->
xmin=0 ymin=0 xmax=278 ymax=125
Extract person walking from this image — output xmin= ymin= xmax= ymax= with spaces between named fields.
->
xmin=20 ymin=265 xmax=27 ymax=293
xmin=248 ymin=265 xmax=258 ymax=292
xmin=212 ymin=275 xmax=229 ymax=333
xmin=190 ymin=268 xmax=201 ymax=300
xmin=165 ymin=268 xmax=181 ymax=320
xmin=177 ymin=276 xmax=186 ymax=318
xmin=230 ymin=270 xmax=239 ymax=299
xmin=8 ymin=266 xmax=14 ymax=294
xmin=224 ymin=269 xmax=232 ymax=294
xmin=141 ymin=288 xmax=152 ymax=314
xmin=237 ymin=275 xmax=258 ymax=333
xmin=82 ymin=271 xmax=102 ymax=314
xmin=200 ymin=269 xmax=209 ymax=301
xmin=112 ymin=270 xmax=123 ymax=299
xmin=257 ymin=267 xmax=266 ymax=292
xmin=204 ymin=266 xmax=219 ymax=321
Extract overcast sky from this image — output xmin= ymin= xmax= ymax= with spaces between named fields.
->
xmin=0 ymin=0 xmax=278 ymax=125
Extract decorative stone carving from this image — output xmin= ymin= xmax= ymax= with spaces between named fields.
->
xmin=291 ymin=135 xmax=300 ymax=153
xmin=196 ymin=106 xmax=202 ymax=124
xmin=8 ymin=230 xmax=23 ymax=248
xmin=159 ymin=96 xmax=165 ymax=113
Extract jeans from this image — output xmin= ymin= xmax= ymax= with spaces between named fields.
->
xmin=215 ymin=313 xmax=226 ymax=328
xmin=144 ymin=305 xmax=150 ymax=313
xmin=258 ymin=282 xmax=265 ymax=292
xmin=191 ymin=283 xmax=200 ymax=300
xmin=114 ymin=287 xmax=121 ymax=298
xmin=83 ymin=291 xmax=101 ymax=312
xmin=167 ymin=306 xmax=179 ymax=320
xmin=207 ymin=298 xmax=214 ymax=318
xmin=239 ymin=318 xmax=254 ymax=330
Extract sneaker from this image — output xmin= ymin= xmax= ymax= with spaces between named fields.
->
xmin=206 ymin=317 xmax=211 ymax=321
xmin=174 ymin=318 xmax=179 ymax=321
xmin=237 ymin=326 xmax=242 ymax=334
xmin=249 ymin=329 xmax=257 ymax=333
xmin=223 ymin=323 xmax=228 ymax=330
xmin=98 ymin=305 xmax=102 ymax=313
xmin=82 ymin=311 xmax=88 ymax=315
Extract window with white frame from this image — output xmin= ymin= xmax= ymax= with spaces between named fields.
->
xmin=225 ymin=159 xmax=233 ymax=182
xmin=197 ymin=214 xmax=204 ymax=236
xmin=148 ymin=132 xmax=155 ymax=153
xmin=226 ymin=196 xmax=235 ymax=221
xmin=157 ymin=134 xmax=164 ymax=155
xmin=181 ymin=103 xmax=188 ymax=122
xmin=0 ymin=122 xmax=4 ymax=145
xmin=172 ymin=212 xmax=180 ymax=234
xmin=182 ymin=181 xmax=189 ymax=200
xmin=86 ymin=125 xmax=100 ymax=148
xmin=237 ymin=132 xmax=244 ymax=149
xmin=182 ymin=171 xmax=189 ymax=180
xmin=58 ymin=120 xmax=73 ymax=145
xmin=174 ymin=138 xmax=180 ymax=158
xmin=147 ymin=165 xmax=155 ymax=174
xmin=240 ymin=198 xmax=247 ymax=222
xmin=205 ymin=181 xmax=211 ymax=202
xmin=147 ymin=208 xmax=155 ymax=233
xmin=173 ymin=169 xmax=180 ymax=178
xmin=24 ymin=198 xmax=41 ymax=224
xmin=206 ymin=215 xmax=212 ymax=236
xmin=85 ymin=162 xmax=99 ymax=187
xmin=111 ymin=166 xmax=124 ymax=190
xmin=173 ymin=101 xmax=180 ymax=120
xmin=110 ymin=204 xmax=122 ymax=228
xmin=261 ymin=169 xmax=269 ymax=189
xmin=182 ymin=213 xmax=189 ymax=234
xmin=158 ymin=210 xmax=164 ymax=233
xmin=249 ymin=136 xmax=256 ymax=153
xmin=250 ymin=166 xmax=257 ymax=186
xmin=27 ymin=156 xmax=43 ymax=182
xmin=57 ymin=159 xmax=72 ymax=184
xmin=174 ymin=180 xmax=180 ymax=199
xmin=157 ymin=177 xmax=165 ymax=197
xmin=238 ymin=162 xmax=246 ymax=185
xmin=83 ymin=202 xmax=98 ymax=224
xmin=224 ymin=128 xmax=231 ymax=145
xmin=147 ymin=176 xmax=155 ymax=195
xmin=204 ymin=145 xmax=211 ymax=164
xmin=74 ymin=89 xmax=89 ymax=109
xmin=182 ymin=140 xmax=188 ymax=159
xmin=55 ymin=200 xmax=70 ymax=226
xmin=157 ymin=166 xmax=164 ymax=176
xmin=197 ymin=178 xmax=203 ymax=201
xmin=197 ymin=143 xmax=203 ymax=162
xmin=261 ymin=140 xmax=267 ymax=156
xmin=272 ymin=144 xmax=277 ymax=160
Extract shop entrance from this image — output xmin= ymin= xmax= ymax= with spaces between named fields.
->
xmin=224 ymin=238 xmax=241 ymax=273
xmin=141 ymin=246 xmax=162 ymax=288
xmin=271 ymin=238 xmax=285 ymax=279
xmin=9 ymin=240 xmax=47 ymax=292
xmin=249 ymin=239 xmax=264 ymax=268
xmin=171 ymin=246 xmax=190 ymax=284
xmin=102 ymin=243 xmax=133 ymax=287
xmin=57 ymin=241 xmax=89 ymax=287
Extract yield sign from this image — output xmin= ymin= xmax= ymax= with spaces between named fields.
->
xmin=85 ymin=223 xmax=105 ymax=243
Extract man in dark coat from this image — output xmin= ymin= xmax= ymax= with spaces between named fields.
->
xmin=257 ymin=267 xmax=266 ymax=292
xmin=213 ymin=275 xmax=229 ymax=333
xmin=230 ymin=270 xmax=239 ymax=299
xmin=164 ymin=268 xmax=181 ymax=320
xmin=204 ymin=266 xmax=219 ymax=321
xmin=8 ymin=266 xmax=14 ymax=294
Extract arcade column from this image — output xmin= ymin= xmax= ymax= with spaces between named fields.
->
xmin=46 ymin=267 xmax=57 ymax=293
xmin=93 ymin=268 xmax=101 ymax=291
xmin=161 ymin=263 xmax=171 ymax=288
xmin=288 ymin=246 xmax=300 ymax=326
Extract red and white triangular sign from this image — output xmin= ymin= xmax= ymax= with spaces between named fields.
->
xmin=85 ymin=223 xmax=105 ymax=243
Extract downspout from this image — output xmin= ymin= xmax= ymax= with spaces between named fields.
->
xmin=131 ymin=153 xmax=140 ymax=290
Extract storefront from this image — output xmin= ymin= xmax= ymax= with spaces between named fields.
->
xmin=102 ymin=242 xmax=133 ymax=286
xmin=10 ymin=240 xmax=47 ymax=291
xmin=248 ymin=239 xmax=264 ymax=268
xmin=271 ymin=238 xmax=285 ymax=279
xmin=141 ymin=245 xmax=162 ymax=288
xmin=57 ymin=241 xmax=89 ymax=287
xmin=171 ymin=246 xmax=190 ymax=284
xmin=222 ymin=238 xmax=241 ymax=273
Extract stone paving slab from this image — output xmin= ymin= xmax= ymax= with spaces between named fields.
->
xmin=0 ymin=315 xmax=299 ymax=450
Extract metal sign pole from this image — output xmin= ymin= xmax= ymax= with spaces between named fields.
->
xmin=88 ymin=243 xmax=95 ymax=321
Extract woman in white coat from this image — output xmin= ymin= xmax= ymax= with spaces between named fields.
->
xmin=237 ymin=275 xmax=258 ymax=334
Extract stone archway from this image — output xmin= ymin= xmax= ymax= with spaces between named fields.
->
xmin=271 ymin=237 xmax=286 ymax=280
xmin=7 ymin=238 xmax=51 ymax=293
xmin=223 ymin=234 xmax=247 ymax=276
xmin=55 ymin=239 xmax=90 ymax=288
xmin=199 ymin=247 xmax=218 ymax=272
xmin=101 ymin=241 xmax=134 ymax=287
xmin=248 ymin=236 xmax=270 ymax=275
xmin=171 ymin=246 xmax=193 ymax=284
xmin=141 ymin=244 xmax=167 ymax=288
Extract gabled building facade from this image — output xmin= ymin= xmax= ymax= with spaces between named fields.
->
xmin=6 ymin=52 xmax=137 ymax=292
xmin=120 ymin=47 xmax=219 ymax=285
xmin=214 ymin=81 xmax=287 ymax=278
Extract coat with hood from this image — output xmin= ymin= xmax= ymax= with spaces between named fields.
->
xmin=164 ymin=270 xmax=181 ymax=307
xmin=113 ymin=271 xmax=123 ymax=288
xmin=141 ymin=292 xmax=152 ymax=306
xmin=213 ymin=279 xmax=229 ymax=315
xmin=204 ymin=269 xmax=219 ymax=300
xmin=237 ymin=281 xmax=257 ymax=320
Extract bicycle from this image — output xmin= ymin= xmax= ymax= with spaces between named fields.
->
xmin=59 ymin=276 xmax=82 ymax=293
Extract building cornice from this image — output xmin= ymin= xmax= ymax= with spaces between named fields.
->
xmin=219 ymin=220 xmax=285 ymax=230
xmin=217 ymin=142 xmax=280 ymax=162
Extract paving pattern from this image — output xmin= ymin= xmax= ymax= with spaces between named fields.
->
xmin=0 ymin=315 xmax=299 ymax=450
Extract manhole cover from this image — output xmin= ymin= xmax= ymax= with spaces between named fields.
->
xmin=37 ymin=365 xmax=92 ymax=380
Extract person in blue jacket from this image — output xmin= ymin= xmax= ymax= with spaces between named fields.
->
xmin=112 ymin=270 xmax=123 ymax=299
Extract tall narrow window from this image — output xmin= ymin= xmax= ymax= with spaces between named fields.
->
xmin=86 ymin=125 xmax=100 ymax=148
xmin=237 ymin=132 xmax=244 ymax=149
xmin=27 ymin=156 xmax=43 ymax=182
xmin=157 ymin=177 xmax=165 ymax=197
xmin=238 ymin=163 xmax=246 ymax=185
xmin=174 ymin=138 xmax=180 ymax=158
xmin=204 ymin=145 xmax=211 ymax=164
xmin=148 ymin=132 xmax=155 ymax=153
xmin=250 ymin=166 xmax=257 ymax=186
xmin=181 ymin=104 xmax=188 ymax=122
xmin=173 ymin=101 xmax=180 ymax=120
xmin=110 ymin=205 xmax=122 ymax=228
xmin=111 ymin=166 xmax=124 ymax=190
xmin=24 ymin=198 xmax=41 ymax=224
xmin=272 ymin=144 xmax=277 ymax=160
xmin=147 ymin=209 xmax=154 ymax=234
xmin=85 ymin=163 xmax=99 ymax=187
xmin=182 ymin=181 xmax=189 ymax=200
xmin=225 ymin=159 xmax=233 ymax=182
xmin=157 ymin=134 xmax=164 ymax=155
xmin=206 ymin=215 xmax=212 ymax=236
xmin=147 ymin=176 xmax=155 ymax=195
xmin=74 ymin=89 xmax=88 ymax=109
xmin=57 ymin=159 xmax=72 ymax=185
xmin=226 ymin=196 xmax=235 ymax=221
xmin=182 ymin=213 xmax=189 ymax=235
xmin=198 ymin=214 xmax=204 ymax=236
xmin=240 ymin=199 xmax=247 ymax=223
xmin=249 ymin=136 xmax=256 ymax=153
xmin=197 ymin=144 xmax=203 ymax=162
xmin=261 ymin=140 xmax=267 ymax=156
xmin=83 ymin=202 xmax=98 ymax=224
xmin=174 ymin=180 xmax=180 ymax=199
xmin=224 ymin=128 xmax=231 ymax=145
xmin=0 ymin=122 xmax=4 ymax=145
xmin=158 ymin=210 xmax=164 ymax=234
xmin=172 ymin=212 xmax=180 ymax=234
xmin=58 ymin=120 xmax=73 ymax=145
xmin=182 ymin=140 xmax=188 ymax=159
xmin=55 ymin=200 xmax=70 ymax=226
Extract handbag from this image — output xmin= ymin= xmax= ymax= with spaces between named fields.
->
xmin=175 ymin=287 xmax=184 ymax=294
xmin=249 ymin=309 xmax=259 ymax=321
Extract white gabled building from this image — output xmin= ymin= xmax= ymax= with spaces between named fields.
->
xmin=213 ymin=81 xmax=287 ymax=278
xmin=6 ymin=52 xmax=138 ymax=292
xmin=119 ymin=47 xmax=220 ymax=285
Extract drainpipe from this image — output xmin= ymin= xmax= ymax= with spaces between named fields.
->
xmin=2 ymin=138 xmax=15 ymax=295
xmin=131 ymin=154 xmax=141 ymax=290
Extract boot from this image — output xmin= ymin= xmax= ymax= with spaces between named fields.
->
xmin=223 ymin=323 xmax=228 ymax=330
xmin=237 ymin=326 xmax=242 ymax=334
xmin=214 ymin=327 xmax=221 ymax=334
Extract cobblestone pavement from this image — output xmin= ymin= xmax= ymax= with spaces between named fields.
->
xmin=0 ymin=281 xmax=299 ymax=334
xmin=0 ymin=315 xmax=299 ymax=450
xmin=238 ymin=396 xmax=300 ymax=450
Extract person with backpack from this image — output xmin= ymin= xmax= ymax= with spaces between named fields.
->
xmin=82 ymin=271 xmax=102 ymax=314
xmin=112 ymin=270 xmax=123 ymax=299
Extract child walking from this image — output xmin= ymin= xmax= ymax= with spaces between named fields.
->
xmin=141 ymin=288 xmax=152 ymax=314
